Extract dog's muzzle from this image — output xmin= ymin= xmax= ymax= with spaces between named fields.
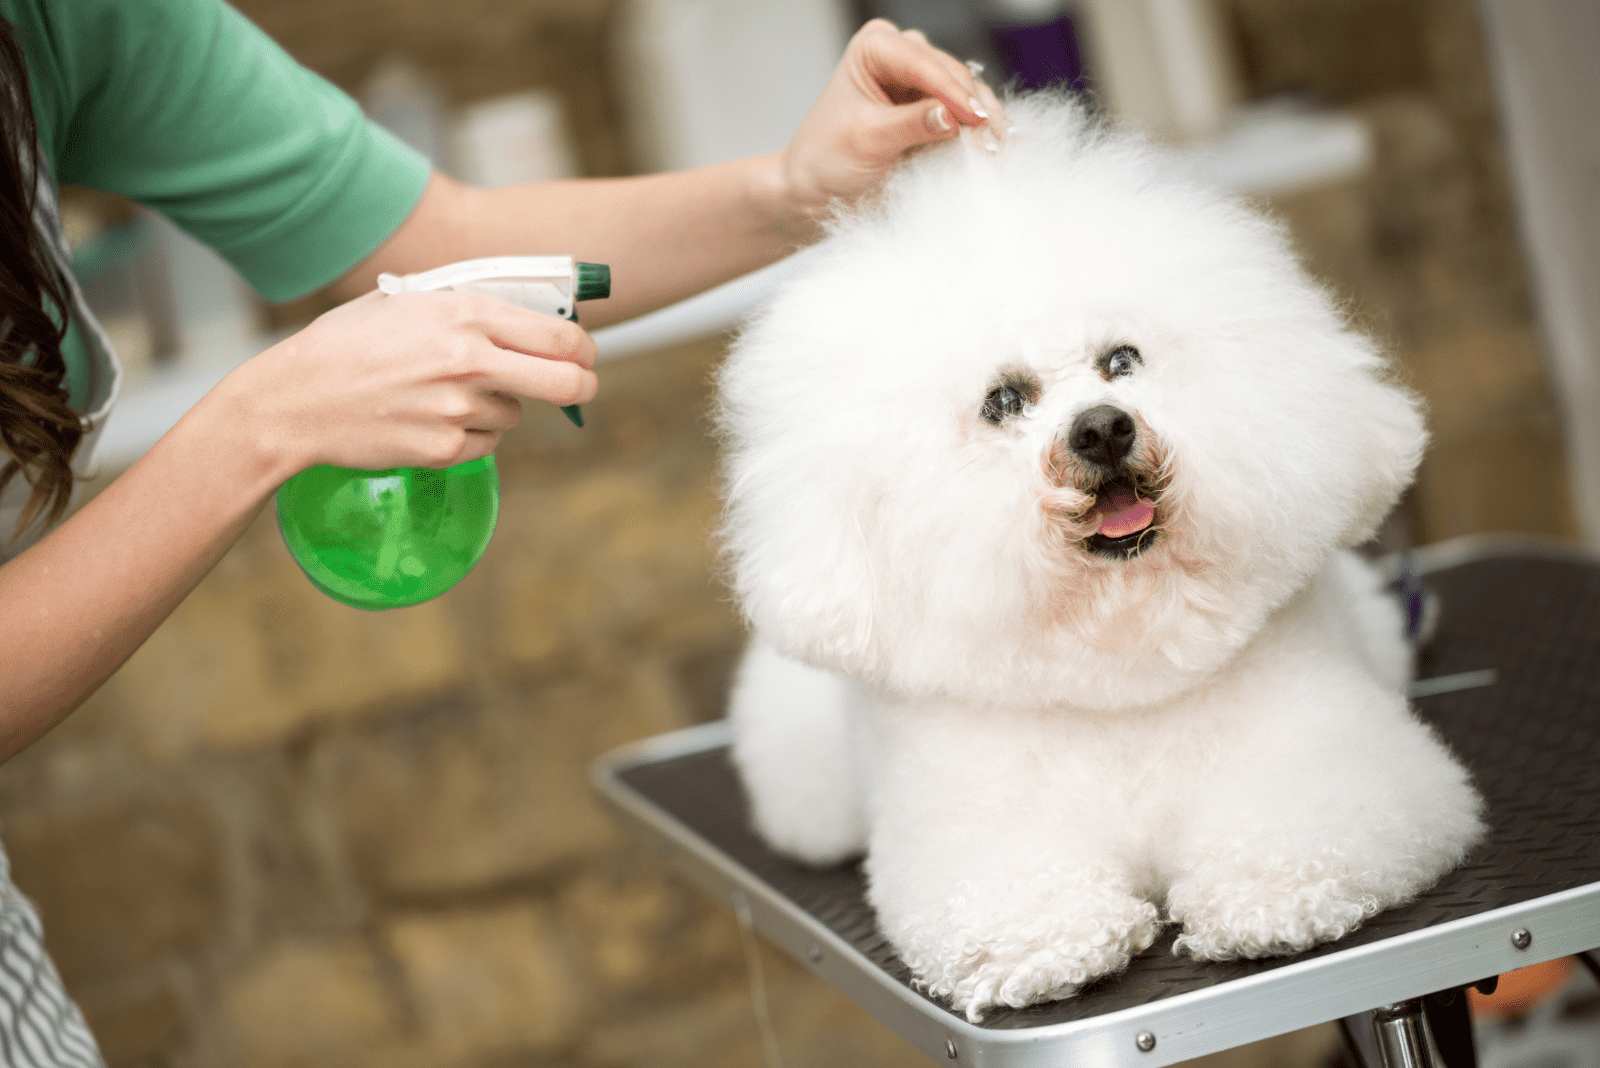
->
xmin=1068 ymin=406 xmax=1160 ymax=559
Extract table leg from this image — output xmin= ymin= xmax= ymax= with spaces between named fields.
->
xmin=1338 ymin=1013 xmax=1386 ymax=1068
xmin=1421 ymin=989 xmax=1477 ymax=1068
xmin=1340 ymin=1000 xmax=1444 ymax=1068
xmin=1372 ymin=1000 xmax=1437 ymax=1068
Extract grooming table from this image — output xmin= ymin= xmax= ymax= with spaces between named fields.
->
xmin=592 ymin=538 xmax=1600 ymax=1067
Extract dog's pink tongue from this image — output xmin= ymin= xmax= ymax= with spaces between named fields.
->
xmin=1093 ymin=486 xmax=1156 ymax=538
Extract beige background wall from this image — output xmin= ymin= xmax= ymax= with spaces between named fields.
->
xmin=0 ymin=0 xmax=1576 ymax=1065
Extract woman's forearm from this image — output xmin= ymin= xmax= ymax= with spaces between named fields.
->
xmin=332 ymin=155 xmax=800 ymax=325
xmin=473 ymin=155 xmax=804 ymax=325
xmin=0 ymin=377 xmax=286 ymax=760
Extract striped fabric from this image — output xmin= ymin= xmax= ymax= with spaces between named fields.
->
xmin=0 ymin=855 xmax=104 ymax=1068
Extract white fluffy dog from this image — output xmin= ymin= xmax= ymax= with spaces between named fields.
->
xmin=715 ymin=94 xmax=1485 ymax=1021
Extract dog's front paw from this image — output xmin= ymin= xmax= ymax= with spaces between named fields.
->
xmin=948 ymin=920 xmax=1158 ymax=1022
xmin=1167 ymin=852 xmax=1388 ymax=961
xmin=892 ymin=877 xmax=1159 ymax=1022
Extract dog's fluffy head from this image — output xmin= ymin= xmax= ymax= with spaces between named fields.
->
xmin=716 ymin=95 xmax=1424 ymax=710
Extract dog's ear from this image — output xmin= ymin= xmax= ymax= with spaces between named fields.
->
xmin=713 ymin=257 xmax=904 ymax=678
xmin=1340 ymin=370 xmax=1427 ymax=546
xmin=717 ymin=473 xmax=883 ymax=676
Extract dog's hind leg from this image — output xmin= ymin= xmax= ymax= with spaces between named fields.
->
xmin=728 ymin=637 xmax=868 ymax=865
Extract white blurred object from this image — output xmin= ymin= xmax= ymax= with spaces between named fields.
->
xmin=1477 ymin=0 xmax=1600 ymax=549
xmin=992 ymin=0 xmax=1066 ymax=21
xmin=97 ymin=214 xmax=272 ymax=469
xmin=147 ymin=212 xmax=258 ymax=366
xmin=453 ymin=90 xmax=578 ymax=187
xmin=360 ymin=56 xmax=451 ymax=169
xmin=591 ymin=256 xmax=802 ymax=363
xmin=1081 ymin=0 xmax=1239 ymax=143
xmin=96 ymin=311 xmax=156 ymax=384
xmin=1187 ymin=100 xmax=1372 ymax=196
xmin=1475 ymin=961 xmax=1600 ymax=1068
xmin=96 ymin=336 xmax=282 ymax=471
xmin=611 ymin=0 xmax=851 ymax=172
xmin=1079 ymin=0 xmax=1371 ymax=196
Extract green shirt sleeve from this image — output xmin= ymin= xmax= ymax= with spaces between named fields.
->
xmin=12 ymin=0 xmax=431 ymax=302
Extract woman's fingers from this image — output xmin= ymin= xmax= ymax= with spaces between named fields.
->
xmin=465 ymin=294 xmax=598 ymax=369
xmin=251 ymin=288 xmax=603 ymax=475
xmin=846 ymin=30 xmax=1013 ymax=162
xmin=395 ymin=291 xmax=600 ymax=408
xmin=969 ymin=76 xmax=1007 ymax=129
xmin=915 ymin=39 xmax=1009 ymax=132
xmin=779 ymin=18 xmax=1010 ymax=209
xmin=855 ymin=24 xmax=986 ymax=125
xmin=439 ymin=387 xmax=521 ymax=433
xmin=463 ymin=297 xmax=600 ymax=407
xmin=862 ymin=97 xmax=961 ymax=156
xmin=481 ymin=392 xmax=523 ymax=431
xmin=854 ymin=20 xmax=1008 ymax=132
xmin=473 ymin=339 xmax=598 ymax=409
xmin=452 ymin=428 xmax=503 ymax=466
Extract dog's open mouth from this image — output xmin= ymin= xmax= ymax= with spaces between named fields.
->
xmin=1084 ymin=481 xmax=1158 ymax=558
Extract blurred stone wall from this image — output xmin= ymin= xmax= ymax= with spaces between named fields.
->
xmin=230 ymin=0 xmax=629 ymax=179
xmin=1224 ymin=0 xmax=1578 ymax=543
xmin=0 ymin=0 xmax=1576 ymax=1066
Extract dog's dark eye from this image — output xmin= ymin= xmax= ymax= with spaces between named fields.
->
xmin=982 ymin=385 xmax=1026 ymax=424
xmin=1101 ymin=345 xmax=1142 ymax=380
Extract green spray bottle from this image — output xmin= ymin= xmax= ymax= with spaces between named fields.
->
xmin=276 ymin=256 xmax=610 ymax=610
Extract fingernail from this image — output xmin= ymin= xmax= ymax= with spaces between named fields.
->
xmin=965 ymin=59 xmax=985 ymax=76
xmin=925 ymin=104 xmax=950 ymax=133
xmin=968 ymin=96 xmax=989 ymax=120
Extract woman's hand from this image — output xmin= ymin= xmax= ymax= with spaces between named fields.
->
xmin=778 ymin=19 xmax=1007 ymax=218
xmin=218 ymin=289 xmax=598 ymax=480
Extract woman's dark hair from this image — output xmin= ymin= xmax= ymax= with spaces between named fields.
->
xmin=0 ymin=15 xmax=82 ymax=541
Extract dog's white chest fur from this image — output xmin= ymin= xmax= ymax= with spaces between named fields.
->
xmin=715 ymin=95 xmax=1484 ymax=1020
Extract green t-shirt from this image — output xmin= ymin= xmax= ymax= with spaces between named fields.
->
xmin=3 ymin=0 xmax=432 ymax=402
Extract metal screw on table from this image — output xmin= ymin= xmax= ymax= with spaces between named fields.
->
xmin=1511 ymin=927 xmax=1532 ymax=950
xmin=1136 ymin=1031 xmax=1157 ymax=1052
xmin=946 ymin=1038 xmax=958 ymax=1059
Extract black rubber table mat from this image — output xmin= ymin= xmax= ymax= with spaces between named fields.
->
xmin=617 ymin=554 xmax=1600 ymax=1030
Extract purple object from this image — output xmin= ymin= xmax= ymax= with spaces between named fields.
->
xmin=991 ymin=13 xmax=1089 ymax=92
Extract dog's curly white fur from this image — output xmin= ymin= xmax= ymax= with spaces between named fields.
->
xmin=716 ymin=94 xmax=1484 ymax=1022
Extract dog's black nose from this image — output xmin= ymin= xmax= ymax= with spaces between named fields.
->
xmin=1069 ymin=405 xmax=1136 ymax=468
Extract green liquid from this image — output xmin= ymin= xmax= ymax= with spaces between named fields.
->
xmin=276 ymin=457 xmax=499 ymax=610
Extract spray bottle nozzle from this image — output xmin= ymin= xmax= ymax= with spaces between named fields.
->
xmin=576 ymin=262 xmax=610 ymax=302
xmin=569 ymin=261 xmax=606 ymax=427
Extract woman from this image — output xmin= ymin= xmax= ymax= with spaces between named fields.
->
xmin=0 ymin=0 xmax=1003 ymax=1061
